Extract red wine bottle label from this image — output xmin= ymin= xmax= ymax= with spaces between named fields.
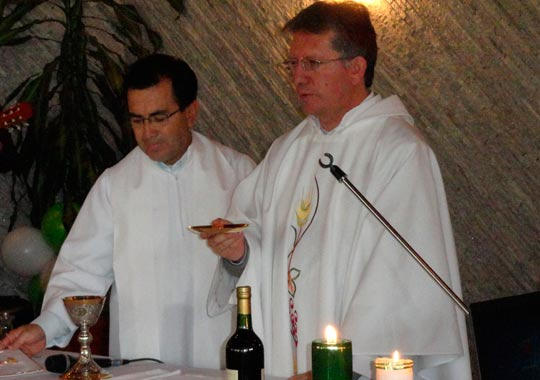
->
xmin=226 ymin=369 xmax=238 ymax=380
xmin=226 ymin=368 xmax=265 ymax=380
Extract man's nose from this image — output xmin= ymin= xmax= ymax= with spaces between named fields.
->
xmin=141 ymin=122 xmax=159 ymax=138
xmin=291 ymin=64 xmax=309 ymax=86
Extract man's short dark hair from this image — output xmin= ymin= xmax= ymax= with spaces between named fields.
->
xmin=124 ymin=53 xmax=198 ymax=111
xmin=283 ymin=1 xmax=377 ymax=88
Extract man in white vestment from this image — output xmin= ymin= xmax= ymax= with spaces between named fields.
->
xmin=0 ymin=54 xmax=255 ymax=368
xmin=202 ymin=2 xmax=472 ymax=379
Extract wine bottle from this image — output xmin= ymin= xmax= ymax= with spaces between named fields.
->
xmin=226 ymin=286 xmax=264 ymax=380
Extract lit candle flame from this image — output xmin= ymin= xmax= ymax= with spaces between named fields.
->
xmin=392 ymin=350 xmax=401 ymax=362
xmin=324 ymin=325 xmax=338 ymax=344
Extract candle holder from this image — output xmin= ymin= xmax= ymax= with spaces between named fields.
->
xmin=374 ymin=355 xmax=414 ymax=380
xmin=312 ymin=338 xmax=352 ymax=380
xmin=61 ymin=296 xmax=107 ymax=380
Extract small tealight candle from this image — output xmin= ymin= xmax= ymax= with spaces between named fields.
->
xmin=312 ymin=325 xmax=352 ymax=380
xmin=374 ymin=350 xmax=414 ymax=380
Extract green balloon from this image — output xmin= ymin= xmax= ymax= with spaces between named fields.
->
xmin=41 ymin=203 xmax=80 ymax=253
xmin=41 ymin=204 xmax=66 ymax=253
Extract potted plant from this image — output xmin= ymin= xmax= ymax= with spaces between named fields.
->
xmin=1 ymin=0 xmax=184 ymax=231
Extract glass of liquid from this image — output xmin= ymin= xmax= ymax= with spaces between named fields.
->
xmin=0 ymin=311 xmax=14 ymax=339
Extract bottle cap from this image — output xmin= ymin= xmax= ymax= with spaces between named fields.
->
xmin=236 ymin=286 xmax=251 ymax=299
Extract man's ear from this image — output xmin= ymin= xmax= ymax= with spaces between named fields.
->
xmin=348 ymin=56 xmax=368 ymax=86
xmin=185 ymin=99 xmax=199 ymax=129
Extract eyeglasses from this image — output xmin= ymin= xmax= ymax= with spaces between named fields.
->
xmin=281 ymin=56 xmax=357 ymax=73
xmin=129 ymin=108 xmax=181 ymax=127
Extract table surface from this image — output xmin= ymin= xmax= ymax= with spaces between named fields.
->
xmin=1 ymin=350 xmax=285 ymax=380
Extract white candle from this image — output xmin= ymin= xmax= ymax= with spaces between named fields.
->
xmin=374 ymin=351 xmax=413 ymax=380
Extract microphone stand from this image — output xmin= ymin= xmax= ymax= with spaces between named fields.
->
xmin=319 ymin=153 xmax=469 ymax=316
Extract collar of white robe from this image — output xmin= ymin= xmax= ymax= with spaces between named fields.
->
xmin=319 ymin=153 xmax=470 ymax=316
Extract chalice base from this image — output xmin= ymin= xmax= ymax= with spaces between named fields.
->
xmin=60 ymin=356 xmax=109 ymax=380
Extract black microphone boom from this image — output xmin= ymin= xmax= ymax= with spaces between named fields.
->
xmin=318 ymin=153 xmax=470 ymax=316
xmin=45 ymin=354 xmax=163 ymax=373
xmin=45 ymin=354 xmax=126 ymax=373
xmin=45 ymin=353 xmax=163 ymax=374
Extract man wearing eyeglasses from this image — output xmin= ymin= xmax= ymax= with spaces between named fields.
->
xmin=203 ymin=2 xmax=471 ymax=379
xmin=1 ymin=54 xmax=255 ymax=369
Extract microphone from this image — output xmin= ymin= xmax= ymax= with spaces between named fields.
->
xmin=45 ymin=354 xmax=129 ymax=373
xmin=318 ymin=152 xmax=470 ymax=315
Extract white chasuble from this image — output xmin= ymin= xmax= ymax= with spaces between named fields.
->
xmin=210 ymin=94 xmax=471 ymax=379
xmin=38 ymin=132 xmax=254 ymax=368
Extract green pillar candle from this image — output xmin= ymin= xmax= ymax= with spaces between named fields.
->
xmin=312 ymin=338 xmax=352 ymax=380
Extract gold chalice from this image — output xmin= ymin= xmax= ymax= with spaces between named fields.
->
xmin=61 ymin=296 xmax=107 ymax=380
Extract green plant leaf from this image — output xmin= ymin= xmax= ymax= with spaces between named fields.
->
xmin=1 ymin=0 xmax=184 ymax=229
xmin=0 ymin=0 xmax=46 ymax=46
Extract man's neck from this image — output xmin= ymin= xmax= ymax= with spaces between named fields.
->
xmin=156 ymin=151 xmax=188 ymax=173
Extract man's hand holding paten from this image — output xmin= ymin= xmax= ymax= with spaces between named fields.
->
xmin=200 ymin=218 xmax=246 ymax=263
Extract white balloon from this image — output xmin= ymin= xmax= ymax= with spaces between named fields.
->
xmin=1 ymin=226 xmax=55 ymax=277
